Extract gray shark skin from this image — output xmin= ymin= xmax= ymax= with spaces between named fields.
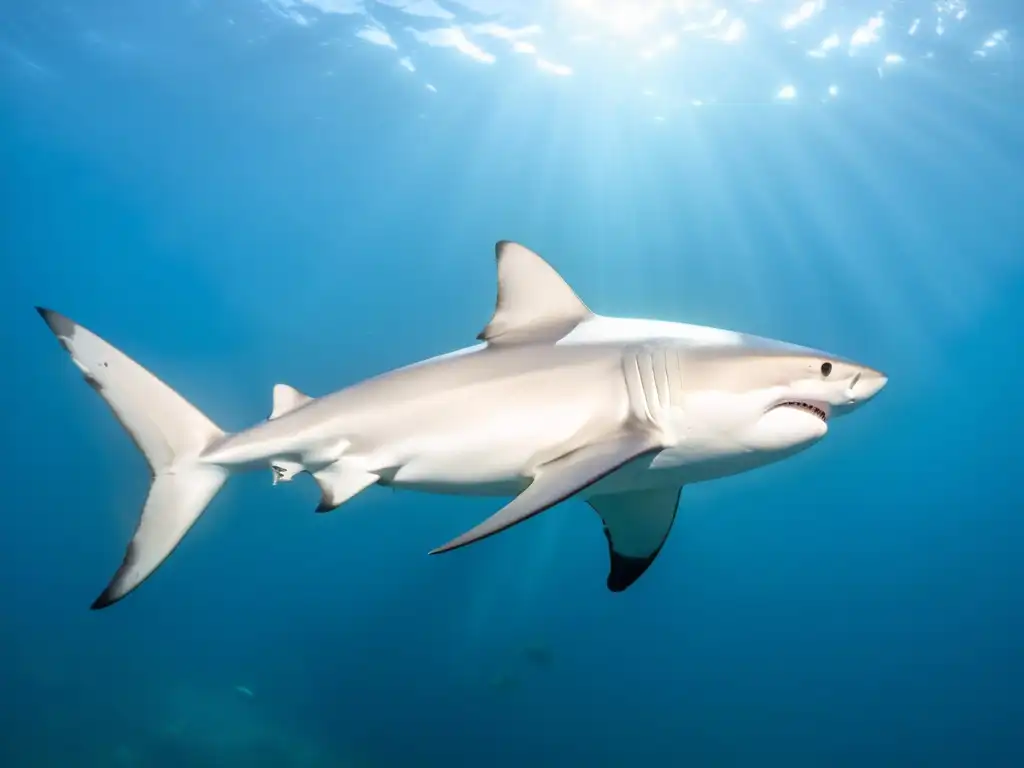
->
xmin=36 ymin=241 xmax=887 ymax=608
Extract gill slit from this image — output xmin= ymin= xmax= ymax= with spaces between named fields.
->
xmin=633 ymin=356 xmax=654 ymax=423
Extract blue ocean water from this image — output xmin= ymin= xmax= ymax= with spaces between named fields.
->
xmin=1 ymin=0 xmax=1022 ymax=765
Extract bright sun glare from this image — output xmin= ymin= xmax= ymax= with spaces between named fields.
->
xmin=561 ymin=0 xmax=671 ymax=38
xmin=258 ymin=0 xmax=1011 ymax=108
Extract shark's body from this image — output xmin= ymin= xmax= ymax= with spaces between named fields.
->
xmin=37 ymin=241 xmax=887 ymax=608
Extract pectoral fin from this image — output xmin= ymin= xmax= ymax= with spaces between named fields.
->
xmin=429 ymin=432 xmax=662 ymax=555
xmin=588 ymin=486 xmax=681 ymax=592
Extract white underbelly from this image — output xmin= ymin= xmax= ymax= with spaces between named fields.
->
xmin=381 ymin=380 xmax=627 ymax=495
xmin=386 ymin=432 xmax=550 ymax=496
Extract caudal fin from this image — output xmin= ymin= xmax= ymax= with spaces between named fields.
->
xmin=36 ymin=308 xmax=230 ymax=609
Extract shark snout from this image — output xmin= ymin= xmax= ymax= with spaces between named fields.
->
xmin=827 ymin=367 xmax=887 ymax=417
xmin=851 ymin=368 xmax=888 ymax=402
xmin=836 ymin=368 xmax=887 ymax=416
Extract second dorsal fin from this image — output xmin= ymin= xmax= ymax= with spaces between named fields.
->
xmin=269 ymin=383 xmax=311 ymax=420
xmin=477 ymin=241 xmax=593 ymax=345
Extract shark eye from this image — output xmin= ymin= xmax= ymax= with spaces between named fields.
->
xmin=820 ymin=362 xmax=833 ymax=377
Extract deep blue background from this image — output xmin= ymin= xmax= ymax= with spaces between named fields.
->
xmin=2 ymin=1 xmax=1022 ymax=765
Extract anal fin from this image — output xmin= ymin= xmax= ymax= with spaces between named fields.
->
xmin=588 ymin=486 xmax=681 ymax=592
xmin=312 ymin=462 xmax=379 ymax=513
xmin=429 ymin=432 xmax=663 ymax=554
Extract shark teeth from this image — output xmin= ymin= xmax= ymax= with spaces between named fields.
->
xmin=774 ymin=401 xmax=828 ymax=423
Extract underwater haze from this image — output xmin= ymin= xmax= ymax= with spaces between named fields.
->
xmin=2 ymin=0 xmax=1023 ymax=765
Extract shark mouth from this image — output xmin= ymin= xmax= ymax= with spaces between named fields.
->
xmin=771 ymin=401 xmax=829 ymax=423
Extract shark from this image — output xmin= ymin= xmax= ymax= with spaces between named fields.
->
xmin=36 ymin=241 xmax=887 ymax=609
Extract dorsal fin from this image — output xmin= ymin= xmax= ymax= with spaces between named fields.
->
xmin=269 ymin=383 xmax=311 ymax=420
xmin=477 ymin=241 xmax=592 ymax=345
